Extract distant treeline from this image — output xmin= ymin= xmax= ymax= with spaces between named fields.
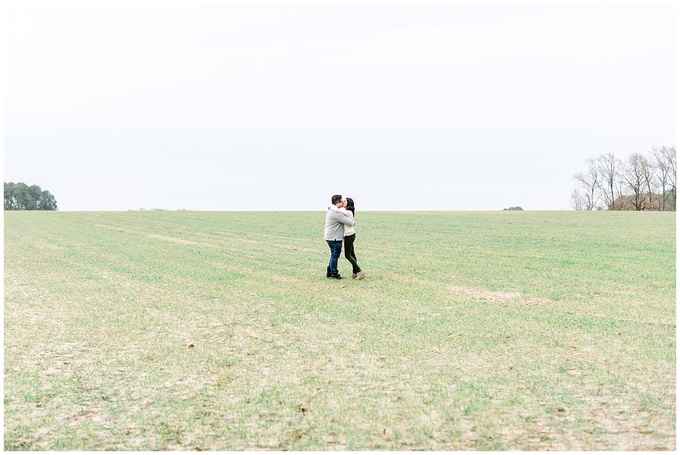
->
xmin=572 ymin=145 xmax=676 ymax=211
xmin=4 ymin=182 xmax=58 ymax=211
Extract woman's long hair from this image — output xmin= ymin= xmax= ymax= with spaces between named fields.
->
xmin=346 ymin=197 xmax=355 ymax=215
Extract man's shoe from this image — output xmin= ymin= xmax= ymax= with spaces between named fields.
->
xmin=326 ymin=269 xmax=332 ymax=278
xmin=355 ymin=271 xmax=365 ymax=280
xmin=331 ymin=273 xmax=343 ymax=279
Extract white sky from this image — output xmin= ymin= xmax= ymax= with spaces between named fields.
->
xmin=3 ymin=1 xmax=677 ymax=211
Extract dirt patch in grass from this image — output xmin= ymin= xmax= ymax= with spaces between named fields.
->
xmin=447 ymin=285 xmax=551 ymax=306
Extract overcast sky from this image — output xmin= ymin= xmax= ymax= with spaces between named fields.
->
xmin=4 ymin=1 xmax=677 ymax=211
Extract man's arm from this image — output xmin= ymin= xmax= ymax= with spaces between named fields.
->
xmin=331 ymin=210 xmax=355 ymax=226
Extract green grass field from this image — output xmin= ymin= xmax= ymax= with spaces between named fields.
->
xmin=4 ymin=210 xmax=676 ymax=450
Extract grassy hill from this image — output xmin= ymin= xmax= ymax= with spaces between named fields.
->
xmin=4 ymin=210 xmax=675 ymax=450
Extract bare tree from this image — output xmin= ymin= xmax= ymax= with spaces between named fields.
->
xmin=621 ymin=153 xmax=646 ymax=211
xmin=652 ymin=146 xmax=675 ymax=210
xmin=653 ymin=145 xmax=678 ymax=210
xmin=571 ymin=189 xmax=585 ymax=210
xmin=653 ymin=147 xmax=670 ymax=210
xmin=639 ymin=154 xmax=658 ymax=210
xmin=572 ymin=158 xmax=599 ymax=210
xmin=596 ymin=153 xmax=623 ymax=210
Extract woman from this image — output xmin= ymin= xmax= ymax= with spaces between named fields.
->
xmin=339 ymin=197 xmax=364 ymax=280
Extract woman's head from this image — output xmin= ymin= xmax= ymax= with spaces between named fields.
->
xmin=345 ymin=197 xmax=355 ymax=214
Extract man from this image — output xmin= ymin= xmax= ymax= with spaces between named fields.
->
xmin=324 ymin=194 xmax=355 ymax=279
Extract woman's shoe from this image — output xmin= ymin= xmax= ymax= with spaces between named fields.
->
xmin=355 ymin=271 xmax=365 ymax=280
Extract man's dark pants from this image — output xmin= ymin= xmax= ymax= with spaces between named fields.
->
xmin=326 ymin=240 xmax=342 ymax=275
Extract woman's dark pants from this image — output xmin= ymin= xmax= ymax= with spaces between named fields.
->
xmin=343 ymin=233 xmax=361 ymax=274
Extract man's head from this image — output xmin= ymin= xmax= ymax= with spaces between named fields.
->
xmin=331 ymin=195 xmax=343 ymax=206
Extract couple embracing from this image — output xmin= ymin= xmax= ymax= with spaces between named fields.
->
xmin=324 ymin=194 xmax=365 ymax=280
